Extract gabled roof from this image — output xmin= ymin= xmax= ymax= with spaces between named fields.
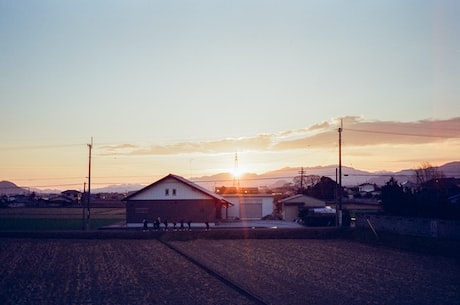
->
xmin=123 ymin=174 xmax=233 ymax=206
xmin=62 ymin=190 xmax=82 ymax=195
xmin=279 ymin=194 xmax=325 ymax=207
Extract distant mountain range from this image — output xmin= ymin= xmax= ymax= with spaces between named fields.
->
xmin=2 ymin=162 xmax=460 ymax=195
xmin=192 ymin=162 xmax=460 ymax=191
xmin=0 ymin=180 xmax=29 ymax=195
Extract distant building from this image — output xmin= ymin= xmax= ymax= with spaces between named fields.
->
xmin=123 ymin=174 xmax=232 ymax=227
xmin=61 ymin=190 xmax=82 ymax=204
xmin=279 ymin=194 xmax=326 ymax=221
xmin=358 ymin=183 xmax=375 ymax=195
xmin=47 ymin=194 xmax=74 ymax=206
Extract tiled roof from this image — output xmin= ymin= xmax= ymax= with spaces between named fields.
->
xmin=123 ymin=173 xmax=233 ymax=206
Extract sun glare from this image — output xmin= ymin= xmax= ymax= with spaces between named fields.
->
xmin=232 ymin=168 xmax=242 ymax=178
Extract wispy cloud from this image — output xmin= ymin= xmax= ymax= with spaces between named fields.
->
xmin=344 ymin=117 xmax=460 ymax=146
xmin=97 ymin=136 xmax=274 ymax=156
xmin=275 ymin=116 xmax=460 ymax=149
xmin=99 ymin=144 xmax=139 ymax=151
xmin=98 ymin=116 xmax=460 ymax=156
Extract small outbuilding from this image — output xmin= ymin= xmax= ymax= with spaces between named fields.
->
xmin=221 ymin=193 xmax=274 ymax=220
xmin=123 ymin=174 xmax=232 ymax=227
xmin=215 ymin=186 xmax=274 ymax=220
xmin=279 ymin=194 xmax=326 ymax=221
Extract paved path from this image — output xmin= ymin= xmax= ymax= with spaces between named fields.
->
xmin=104 ymin=220 xmax=305 ymax=230
xmin=213 ymin=220 xmax=305 ymax=229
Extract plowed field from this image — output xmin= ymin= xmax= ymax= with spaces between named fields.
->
xmin=0 ymin=238 xmax=458 ymax=305
xmin=171 ymin=239 xmax=460 ymax=305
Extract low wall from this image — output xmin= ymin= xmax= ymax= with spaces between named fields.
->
xmin=356 ymin=214 xmax=460 ymax=240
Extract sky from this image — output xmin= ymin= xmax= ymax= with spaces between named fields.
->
xmin=1 ymin=0 xmax=459 ymax=191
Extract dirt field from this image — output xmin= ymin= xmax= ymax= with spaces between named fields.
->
xmin=171 ymin=239 xmax=460 ymax=305
xmin=0 ymin=238 xmax=459 ymax=305
xmin=0 ymin=207 xmax=125 ymax=219
xmin=0 ymin=208 xmax=125 ymax=231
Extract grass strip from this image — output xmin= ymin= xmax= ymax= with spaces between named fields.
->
xmin=0 ymin=218 xmax=122 ymax=231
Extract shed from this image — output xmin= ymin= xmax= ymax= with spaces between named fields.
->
xmin=221 ymin=193 xmax=274 ymax=220
xmin=279 ymin=194 xmax=326 ymax=221
xmin=123 ymin=174 xmax=232 ymax=227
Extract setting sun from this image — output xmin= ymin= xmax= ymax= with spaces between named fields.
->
xmin=232 ymin=168 xmax=243 ymax=179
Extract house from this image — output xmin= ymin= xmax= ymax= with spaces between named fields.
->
xmin=123 ymin=174 xmax=232 ymax=227
xmin=279 ymin=194 xmax=326 ymax=221
xmin=61 ymin=190 xmax=82 ymax=204
xmin=47 ymin=194 xmax=74 ymax=206
xmin=358 ymin=183 xmax=375 ymax=194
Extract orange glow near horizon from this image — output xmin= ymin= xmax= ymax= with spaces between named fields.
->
xmin=1 ymin=118 xmax=460 ymax=191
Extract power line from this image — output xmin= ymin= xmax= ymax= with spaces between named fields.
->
xmin=9 ymin=183 xmax=83 ymax=189
xmin=1 ymin=143 xmax=86 ymax=150
xmin=347 ymin=128 xmax=458 ymax=138
xmin=11 ymin=171 xmax=421 ymax=187
xmin=5 ymin=177 xmax=84 ymax=182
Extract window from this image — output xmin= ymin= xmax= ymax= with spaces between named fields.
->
xmin=165 ymin=188 xmax=169 ymax=196
xmin=172 ymin=189 xmax=177 ymax=196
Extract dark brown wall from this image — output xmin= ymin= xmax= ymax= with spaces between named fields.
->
xmin=126 ymin=199 xmax=221 ymax=223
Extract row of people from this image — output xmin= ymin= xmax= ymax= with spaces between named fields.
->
xmin=143 ymin=218 xmax=210 ymax=231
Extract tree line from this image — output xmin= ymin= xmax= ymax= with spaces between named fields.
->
xmin=287 ymin=162 xmax=460 ymax=220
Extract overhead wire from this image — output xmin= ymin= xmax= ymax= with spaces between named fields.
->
xmin=346 ymin=128 xmax=459 ymax=138
xmin=3 ymin=125 xmax=456 ymax=189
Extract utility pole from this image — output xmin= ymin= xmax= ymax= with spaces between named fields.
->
xmin=233 ymin=152 xmax=240 ymax=191
xmin=338 ymin=119 xmax=343 ymax=227
xmin=86 ymin=137 xmax=93 ymax=231
xmin=335 ymin=168 xmax=338 ymax=226
xmin=299 ymin=167 xmax=305 ymax=193
xmin=82 ymin=182 xmax=86 ymax=231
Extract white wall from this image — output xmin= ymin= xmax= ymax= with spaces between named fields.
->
xmin=261 ymin=197 xmax=273 ymax=217
xmin=221 ymin=194 xmax=274 ymax=220
xmin=130 ymin=177 xmax=209 ymax=200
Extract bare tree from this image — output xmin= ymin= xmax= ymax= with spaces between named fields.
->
xmin=414 ymin=162 xmax=444 ymax=186
xmin=293 ymin=175 xmax=320 ymax=193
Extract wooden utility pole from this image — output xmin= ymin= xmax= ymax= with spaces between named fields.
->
xmin=86 ymin=137 xmax=93 ymax=231
xmin=82 ymin=182 xmax=86 ymax=231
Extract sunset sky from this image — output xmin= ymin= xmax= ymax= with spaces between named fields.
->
xmin=1 ymin=1 xmax=459 ymax=190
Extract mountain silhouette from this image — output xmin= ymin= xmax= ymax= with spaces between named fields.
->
xmin=0 ymin=181 xmax=28 ymax=195
xmin=192 ymin=162 xmax=460 ymax=190
xmin=3 ymin=162 xmax=459 ymax=194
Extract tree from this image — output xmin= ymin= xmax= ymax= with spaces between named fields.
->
xmin=305 ymin=176 xmax=338 ymax=201
xmin=293 ymin=175 xmax=320 ymax=194
xmin=0 ymin=195 xmax=8 ymax=208
xmin=414 ymin=162 xmax=444 ymax=188
xmin=382 ymin=176 xmax=460 ymax=220
xmin=415 ymin=178 xmax=460 ymax=219
xmin=381 ymin=177 xmax=415 ymax=216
